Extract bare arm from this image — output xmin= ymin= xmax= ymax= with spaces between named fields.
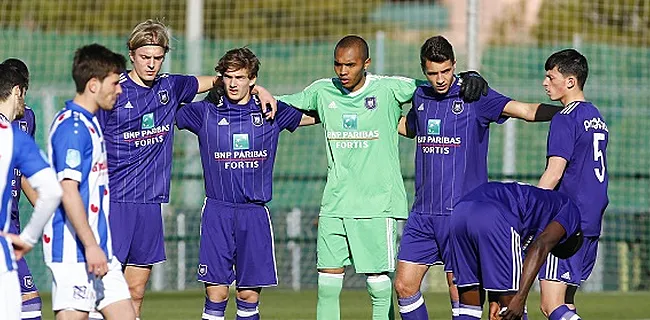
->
xmin=195 ymin=76 xmax=216 ymax=94
xmin=299 ymin=113 xmax=320 ymax=126
xmin=398 ymin=116 xmax=415 ymax=138
xmin=20 ymin=176 xmax=38 ymax=206
xmin=502 ymin=101 xmax=562 ymax=122
xmin=252 ymin=85 xmax=277 ymax=120
xmin=537 ymin=156 xmax=568 ymax=190
xmin=60 ymin=179 xmax=108 ymax=276
xmin=501 ymin=221 xmax=566 ymax=320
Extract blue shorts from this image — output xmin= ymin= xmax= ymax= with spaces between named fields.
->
xmin=538 ymin=236 xmax=599 ymax=286
xmin=398 ymin=213 xmax=453 ymax=272
xmin=197 ymin=198 xmax=277 ymax=288
xmin=9 ymin=213 xmax=38 ymax=295
xmin=450 ymin=201 xmax=523 ymax=292
xmin=109 ymin=202 xmax=166 ymax=266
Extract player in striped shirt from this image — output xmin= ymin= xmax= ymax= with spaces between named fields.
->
xmin=394 ymin=36 xmax=562 ymax=320
xmin=45 ymin=44 xmax=135 ymax=320
xmin=279 ymin=35 xmax=488 ymax=320
xmin=177 ymin=47 xmax=315 ymax=320
xmin=449 ymin=182 xmax=583 ymax=320
xmin=96 ymin=20 xmax=278 ymax=317
xmin=3 ymin=58 xmax=43 ymax=320
xmin=536 ymin=49 xmax=608 ymax=320
xmin=0 ymin=63 xmax=62 ymax=320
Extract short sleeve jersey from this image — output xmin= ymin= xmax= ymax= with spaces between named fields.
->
xmin=279 ymin=75 xmax=417 ymax=218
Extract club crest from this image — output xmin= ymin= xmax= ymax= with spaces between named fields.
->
xmin=158 ymin=90 xmax=169 ymax=105
xmin=365 ymin=96 xmax=377 ymax=110
xmin=23 ymin=275 xmax=34 ymax=289
xmin=251 ymin=113 xmax=264 ymax=127
xmin=18 ymin=120 xmax=28 ymax=133
xmin=198 ymin=264 xmax=208 ymax=276
xmin=452 ymin=100 xmax=464 ymax=115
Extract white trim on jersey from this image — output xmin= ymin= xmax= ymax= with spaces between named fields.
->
xmin=545 ymin=253 xmax=559 ymax=281
xmin=264 ymin=206 xmax=279 ymax=286
xmin=560 ymin=101 xmax=580 ymax=114
xmin=510 ymin=228 xmax=522 ymax=291
xmin=386 ymin=218 xmax=395 ymax=271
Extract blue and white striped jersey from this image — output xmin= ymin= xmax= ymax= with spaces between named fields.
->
xmin=0 ymin=117 xmax=50 ymax=272
xmin=44 ymin=101 xmax=112 ymax=263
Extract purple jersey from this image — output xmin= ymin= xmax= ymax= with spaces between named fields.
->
xmin=175 ymin=96 xmax=302 ymax=204
xmin=10 ymin=107 xmax=36 ymax=224
xmin=547 ymin=101 xmax=609 ymax=236
xmin=406 ymin=79 xmax=511 ymax=215
xmin=97 ymin=72 xmax=198 ymax=203
xmin=461 ymin=182 xmax=581 ymax=246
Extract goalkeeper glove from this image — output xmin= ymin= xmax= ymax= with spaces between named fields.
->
xmin=459 ymin=71 xmax=489 ymax=102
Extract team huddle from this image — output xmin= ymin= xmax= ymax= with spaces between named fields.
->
xmin=0 ymin=19 xmax=608 ymax=320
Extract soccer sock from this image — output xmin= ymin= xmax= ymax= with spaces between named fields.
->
xmin=235 ymin=299 xmax=260 ymax=320
xmin=202 ymin=297 xmax=227 ymax=320
xmin=317 ymin=272 xmax=344 ymax=320
xmin=457 ymin=303 xmax=482 ymax=320
xmin=450 ymin=300 xmax=461 ymax=319
xmin=366 ymin=274 xmax=393 ymax=320
xmin=21 ymin=295 xmax=41 ymax=320
xmin=549 ymin=305 xmax=581 ymax=320
xmin=397 ymin=291 xmax=428 ymax=320
xmin=88 ymin=310 xmax=103 ymax=320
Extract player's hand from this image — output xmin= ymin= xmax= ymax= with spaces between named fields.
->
xmin=204 ymin=78 xmax=225 ymax=105
xmin=500 ymin=295 xmax=525 ymax=320
xmin=1 ymin=232 xmax=33 ymax=260
xmin=85 ymin=244 xmax=108 ymax=277
xmin=489 ymin=301 xmax=502 ymax=320
xmin=459 ymin=71 xmax=488 ymax=103
xmin=253 ymin=85 xmax=277 ymax=120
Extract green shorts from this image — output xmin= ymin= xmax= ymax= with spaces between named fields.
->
xmin=317 ymin=216 xmax=398 ymax=273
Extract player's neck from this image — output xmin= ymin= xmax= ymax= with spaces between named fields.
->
xmin=226 ymin=94 xmax=252 ymax=106
xmin=128 ymin=69 xmax=154 ymax=88
xmin=349 ymin=76 xmax=367 ymax=93
xmin=72 ymin=94 xmax=99 ymax=115
xmin=0 ymin=104 xmax=15 ymax=122
xmin=560 ymin=91 xmax=586 ymax=107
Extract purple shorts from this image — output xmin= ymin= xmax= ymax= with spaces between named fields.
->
xmin=450 ymin=201 xmax=523 ymax=292
xmin=9 ymin=213 xmax=38 ymax=294
xmin=197 ymin=198 xmax=277 ymax=288
xmin=109 ymin=202 xmax=166 ymax=266
xmin=398 ymin=213 xmax=453 ymax=272
xmin=538 ymin=236 xmax=599 ymax=286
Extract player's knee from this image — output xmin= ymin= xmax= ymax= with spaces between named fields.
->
xmin=236 ymin=289 xmax=260 ymax=303
xmin=128 ymin=283 xmax=146 ymax=301
xmin=393 ymin=277 xmax=417 ymax=297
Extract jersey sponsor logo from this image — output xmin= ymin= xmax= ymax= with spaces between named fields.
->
xmin=233 ymin=133 xmax=249 ymax=150
xmin=141 ymin=112 xmax=155 ymax=130
xmin=417 ymin=103 xmax=424 ymax=111
xmin=23 ymin=275 xmax=34 ymax=289
xmin=251 ymin=113 xmax=263 ymax=127
xmin=198 ymin=264 xmax=208 ymax=276
xmin=427 ymin=119 xmax=441 ymax=135
xmin=158 ymin=90 xmax=170 ymax=105
xmin=214 ymin=149 xmax=268 ymax=169
xmin=124 ymin=101 xmax=134 ymax=109
xmin=65 ymin=149 xmax=81 ymax=168
xmin=122 ymin=124 xmax=172 ymax=147
xmin=342 ymin=114 xmax=357 ymax=130
xmin=583 ymin=117 xmax=608 ymax=132
xmin=328 ymin=101 xmax=337 ymax=109
xmin=452 ymin=100 xmax=464 ymax=115
xmin=365 ymin=96 xmax=377 ymax=110
xmin=218 ymin=118 xmax=229 ymax=126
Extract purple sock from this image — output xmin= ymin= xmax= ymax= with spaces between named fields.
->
xmin=549 ymin=305 xmax=581 ymax=320
xmin=236 ymin=299 xmax=260 ymax=320
xmin=21 ymin=295 xmax=42 ymax=320
xmin=398 ymin=291 xmax=428 ymax=319
xmin=202 ymin=297 xmax=227 ymax=320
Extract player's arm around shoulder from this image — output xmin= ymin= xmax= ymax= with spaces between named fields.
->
xmin=502 ymin=100 xmax=563 ymax=122
xmin=276 ymin=78 xmax=332 ymax=112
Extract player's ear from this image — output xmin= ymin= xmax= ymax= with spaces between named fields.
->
xmin=363 ymin=57 xmax=371 ymax=71
xmin=248 ymin=75 xmax=257 ymax=88
xmin=567 ymin=77 xmax=576 ymax=89
xmin=87 ymin=78 xmax=98 ymax=93
xmin=128 ymin=50 xmax=135 ymax=64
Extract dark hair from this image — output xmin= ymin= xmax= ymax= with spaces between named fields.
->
xmin=2 ymin=58 xmax=29 ymax=90
xmin=544 ymin=49 xmax=588 ymax=90
xmin=215 ymin=47 xmax=260 ymax=79
xmin=420 ymin=36 xmax=455 ymax=71
xmin=72 ymin=44 xmax=126 ymax=93
xmin=335 ymin=35 xmax=369 ymax=61
xmin=0 ymin=64 xmax=28 ymax=102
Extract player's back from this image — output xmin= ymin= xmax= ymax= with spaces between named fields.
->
xmin=408 ymin=81 xmax=510 ymax=215
xmin=547 ymin=101 xmax=608 ymax=236
xmin=9 ymin=106 xmax=36 ymax=230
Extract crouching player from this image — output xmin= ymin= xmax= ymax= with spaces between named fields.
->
xmin=175 ymin=47 xmax=315 ymax=320
xmin=45 ymin=44 xmax=135 ymax=320
xmin=449 ymin=182 xmax=584 ymax=320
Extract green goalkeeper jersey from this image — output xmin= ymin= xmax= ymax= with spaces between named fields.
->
xmin=280 ymin=74 xmax=418 ymax=219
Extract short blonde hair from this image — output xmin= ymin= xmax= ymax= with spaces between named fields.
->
xmin=127 ymin=19 xmax=170 ymax=53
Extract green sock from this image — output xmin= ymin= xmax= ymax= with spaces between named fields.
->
xmin=317 ymin=272 xmax=344 ymax=320
xmin=367 ymin=274 xmax=394 ymax=320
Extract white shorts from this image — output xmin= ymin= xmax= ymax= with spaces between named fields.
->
xmin=0 ymin=270 xmax=21 ymax=320
xmin=48 ymin=258 xmax=130 ymax=312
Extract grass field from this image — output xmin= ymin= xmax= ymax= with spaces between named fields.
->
xmin=37 ymin=289 xmax=650 ymax=319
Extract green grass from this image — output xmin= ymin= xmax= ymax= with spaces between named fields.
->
xmin=38 ymin=289 xmax=650 ymax=319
